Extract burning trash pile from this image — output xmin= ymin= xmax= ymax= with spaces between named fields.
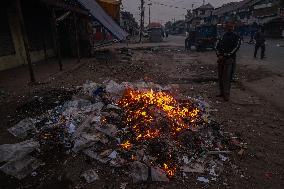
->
xmin=0 ymin=80 xmax=246 ymax=185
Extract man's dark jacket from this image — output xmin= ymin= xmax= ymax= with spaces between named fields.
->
xmin=215 ymin=32 xmax=241 ymax=59
xmin=254 ymin=32 xmax=265 ymax=45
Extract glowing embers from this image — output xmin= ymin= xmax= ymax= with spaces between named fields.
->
xmin=163 ymin=163 xmax=177 ymax=178
xmin=120 ymin=140 xmax=132 ymax=150
xmin=118 ymin=89 xmax=201 ymax=141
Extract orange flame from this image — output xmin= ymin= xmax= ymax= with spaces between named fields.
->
xmin=163 ymin=163 xmax=176 ymax=177
xmin=118 ymin=89 xmax=200 ymax=141
xmin=120 ymin=140 xmax=132 ymax=150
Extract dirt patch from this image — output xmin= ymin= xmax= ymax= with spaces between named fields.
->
xmin=0 ymin=47 xmax=283 ymax=189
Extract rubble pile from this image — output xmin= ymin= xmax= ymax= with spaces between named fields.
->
xmin=0 ymin=80 xmax=246 ymax=185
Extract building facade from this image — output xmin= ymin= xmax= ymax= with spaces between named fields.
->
xmin=0 ymin=0 xmax=93 ymax=71
xmin=185 ymin=0 xmax=283 ymax=37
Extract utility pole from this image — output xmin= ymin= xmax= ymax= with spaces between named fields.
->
xmin=148 ymin=3 xmax=152 ymax=26
xmin=203 ymin=0 xmax=205 ymax=6
xmin=139 ymin=0 xmax=145 ymax=43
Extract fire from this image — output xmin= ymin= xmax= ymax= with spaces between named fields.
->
xmin=120 ymin=140 xmax=132 ymax=150
xmin=117 ymin=88 xmax=202 ymax=177
xmin=118 ymin=89 xmax=201 ymax=141
xmin=163 ymin=163 xmax=176 ymax=177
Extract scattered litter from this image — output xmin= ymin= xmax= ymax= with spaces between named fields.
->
xmin=73 ymin=132 xmax=108 ymax=152
xmin=84 ymin=148 xmax=111 ymax=164
xmin=0 ymin=140 xmax=39 ymax=162
xmin=8 ymin=118 xmax=36 ymax=138
xmin=151 ymin=167 xmax=169 ymax=182
xmin=67 ymin=123 xmax=76 ymax=134
xmin=95 ymin=124 xmax=118 ymax=137
xmin=182 ymin=156 xmax=189 ymax=164
xmin=0 ymin=155 xmax=41 ymax=179
xmin=82 ymin=81 xmax=99 ymax=97
xmin=0 ymin=80 xmax=245 ymax=184
xmin=106 ymin=104 xmax=121 ymax=110
xmin=106 ymin=80 xmax=125 ymax=98
xmin=197 ymin=176 xmax=210 ymax=183
xmin=181 ymin=163 xmax=205 ymax=173
xmin=219 ymin=154 xmax=229 ymax=161
xmin=81 ymin=169 xmax=99 ymax=183
xmin=120 ymin=182 xmax=128 ymax=189
xmin=238 ymin=149 xmax=245 ymax=156
xmin=108 ymin=150 xmax=118 ymax=159
xmin=130 ymin=161 xmax=148 ymax=183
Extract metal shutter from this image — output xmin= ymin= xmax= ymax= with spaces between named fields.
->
xmin=0 ymin=8 xmax=16 ymax=57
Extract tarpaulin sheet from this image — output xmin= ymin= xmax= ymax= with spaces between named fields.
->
xmin=77 ymin=0 xmax=128 ymax=41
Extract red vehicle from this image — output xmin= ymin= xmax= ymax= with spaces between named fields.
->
xmin=148 ymin=22 xmax=163 ymax=43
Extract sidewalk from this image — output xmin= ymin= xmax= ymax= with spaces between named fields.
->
xmin=0 ymin=58 xmax=84 ymax=96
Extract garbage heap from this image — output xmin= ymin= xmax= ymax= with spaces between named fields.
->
xmin=0 ymin=80 xmax=245 ymax=184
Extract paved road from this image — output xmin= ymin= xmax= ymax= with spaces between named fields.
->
xmin=116 ymin=35 xmax=283 ymax=74
xmin=239 ymin=38 xmax=284 ymax=73
xmin=160 ymin=35 xmax=284 ymax=110
xmin=163 ymin=35 xmax=284 ymax=74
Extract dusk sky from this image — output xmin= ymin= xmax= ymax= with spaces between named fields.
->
xmin=121 ymin=0 xmax=241 ymax=24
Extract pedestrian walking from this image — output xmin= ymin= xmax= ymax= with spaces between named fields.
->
xmin=185 ymin=30 xmax=190 ymax=50
xmin=254 ymin=28 xmax=266 ymax=59
xmin=165 ymin=30 xmax=169 ymax=38
xmin=215 ymin=22 xmax=241 ymax=101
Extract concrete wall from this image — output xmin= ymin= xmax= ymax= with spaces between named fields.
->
xmin=0 ymin=2 xmax=55 ymax=71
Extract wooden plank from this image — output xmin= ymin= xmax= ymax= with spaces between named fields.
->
xmin=16 ymin=0 xmax=36 ymax=83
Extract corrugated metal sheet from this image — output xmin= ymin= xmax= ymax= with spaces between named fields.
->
xmin=77 ymin=0 xmax=128 ymax=41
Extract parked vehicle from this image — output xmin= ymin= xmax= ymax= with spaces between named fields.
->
xmin=148 ymin=22 xmax=163 ymax=43
xmin=194 ymin=25 xmax=217 ymax=51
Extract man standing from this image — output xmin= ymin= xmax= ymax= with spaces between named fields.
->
xmin=187 ymin=31 xmax=196 ymax=51
xmin=254 ymin=28 xmax=266 ymax=59
xmin=215 ymin=22 xmax=241 ymax=101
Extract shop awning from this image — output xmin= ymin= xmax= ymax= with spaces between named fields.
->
xmin=77 ymin=0 xmax=128 ymax=41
